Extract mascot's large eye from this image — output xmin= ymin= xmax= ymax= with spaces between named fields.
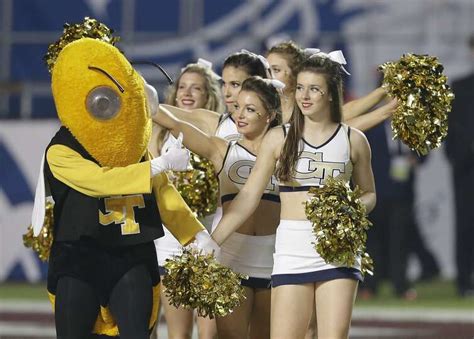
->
xmin=86 ymin=86 xmax=121 ymax=120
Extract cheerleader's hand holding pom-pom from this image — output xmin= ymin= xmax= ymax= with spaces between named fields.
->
xmin=379 ymin=53 xmax=454 ymax=155
xmin=162 ymin=245 xmax=247 ymax=319
xmin=194 ymin=229 xmax=221 ymax=257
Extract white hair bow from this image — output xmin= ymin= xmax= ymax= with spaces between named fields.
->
xmin=310 ymin=50 xmax=351 ymax=75
xmin=303 ymin=48 xmax=321 ymax=56
xmin=197 ymin=58 xmax=213 ymax=69
xmin=256 ymin=55 xmax=270 ymax=72
xmin=267 ymin=79 xmax=286 ymax=90
xmin=240 ymin=49 xmax=271 ymax=77
xmin=181 ymin=57 xmax=221 ymax=80
xmin=197 ymin=58 xmax=221 ymax=80
xmin=305 ymin=48 xmax=350 ymax=75
xmin=310 ymin=49 xmax=351 ymax=75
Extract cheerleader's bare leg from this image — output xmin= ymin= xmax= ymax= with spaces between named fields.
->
xmin=248 ymin=287 xmax=271 ymax=339
xmin=270 ymin=284 xmax=314 ymax=339
xmin=216 ymin=286 xmax=254 ymax=339
xmin=314 ymin=279 xmax=358 ymax=339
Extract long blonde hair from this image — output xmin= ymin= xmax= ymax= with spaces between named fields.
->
xmin=156 ymin=63 xmax=225 ymax=153
xmin=165 ymin=63 xmax=224 ymax=113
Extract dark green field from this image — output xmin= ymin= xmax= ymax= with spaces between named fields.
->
xmin=1 ymin=279 xmax=472 ymax=310
xmin=355 ymin=280 xmax=473 ymax=309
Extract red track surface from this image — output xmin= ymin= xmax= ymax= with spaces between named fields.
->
xmin=1 ymin=309 xmax=473 ymax=338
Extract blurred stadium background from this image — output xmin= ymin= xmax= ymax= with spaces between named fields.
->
xmin=0 ymin=0 xmax=473 ymax=338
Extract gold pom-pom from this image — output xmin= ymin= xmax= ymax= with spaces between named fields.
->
xmin=44 ymin=17 xmax=120 ymax=73
xmin=23 ymin=201 xmax=54 ymax=261
xmin=162 ymin=248 xmax=247 ymax=319
xmin=169 ymin=153 xmax=219 ymax=218
xmin=305 ymin=177 xmax=373 ymax=276
xmin=379 ymin=54 xmax=454 ymax=155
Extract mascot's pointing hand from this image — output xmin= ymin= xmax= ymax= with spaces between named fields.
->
xmin=151 ymin=132 xmax=191 ymax=174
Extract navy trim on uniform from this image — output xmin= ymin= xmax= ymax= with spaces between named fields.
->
xmin=221 ymin=193 xmax=237 ymax=203
xmin=218 ymin=112 xmax=231 ymax=125
xmin=216 ymin=142 xmax=232 ymax=176
xmin=302 ymin=123 xmax=342 ymax=149
xmin=278 ymin=185 xmax=318 ymax=192
xmin=241 ymin=276 xmax=271 ymax=289
xmin=221 ymin=193 xmax=280 ymax=204
xmin=261 ymin=193 xmax=281 ymax=202
xmin=282 ymin=124 xmax=290 ymax=138
xmin=236 ymin=142 xmax=256 ymax=157
xmin=158 ymin=265 xmax=167 ymax=276
xmin=271 ymin=267 xmax=362 ymax=287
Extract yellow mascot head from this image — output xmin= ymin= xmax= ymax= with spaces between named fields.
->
xmin=45 ymin=18 xmax=157 ymax=167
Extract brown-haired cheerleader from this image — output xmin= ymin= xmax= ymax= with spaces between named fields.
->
xmin=155 ymin=76 xmax=284 ymax=338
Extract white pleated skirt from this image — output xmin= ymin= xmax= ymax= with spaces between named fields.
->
xmin=272 ymin=220 xmax=362 ymax=287
xmin=154 ymin=227 xmax=183 ymax=269
xmin=219 ymin=232 xmax=275 ymax=280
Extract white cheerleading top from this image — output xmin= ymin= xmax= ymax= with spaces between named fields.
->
xmin=218 ymin=141 xmax=280 ymax=203
xmin=278 ymin=123 xmax=353 ymax=191
xmin=215 ymin=113 xmax=241 ymax=141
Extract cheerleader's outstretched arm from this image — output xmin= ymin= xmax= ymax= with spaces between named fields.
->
xmin=345 ymin=98 xmax=397 ymax=132
xmin=342 ymin=86 xmax=387 ymax=121
xmin=154 ymin=104 xmax=221 ymax=136
xmin=154 ymin=105 xmax=228 ymax=168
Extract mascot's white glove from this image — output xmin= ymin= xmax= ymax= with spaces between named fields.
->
xmin=151 ymin=132 xmax=191 ymax=175
xmin=194 ymin=230 xmax=221 ymax=257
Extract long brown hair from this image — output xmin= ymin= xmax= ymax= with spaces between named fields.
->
xmin=275 ymin=56 xmax=344 ymax=182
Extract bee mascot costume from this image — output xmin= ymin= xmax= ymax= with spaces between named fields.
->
xmin=31 ymin=18 xmax=209 ymax=338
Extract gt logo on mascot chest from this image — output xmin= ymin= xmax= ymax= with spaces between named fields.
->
xmin=99 ymin=195 xmax=146 ymax=235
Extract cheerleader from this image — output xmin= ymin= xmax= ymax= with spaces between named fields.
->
xmin=150 ymin=58 xmax=222 ymax=339
xmin=266 ymin=40 xmax=393 ymax=339
xmin=155 ymin=76 xmax=283 ymax=338
xmin=211 ymin=51 xmax=376 ymax=339
xmin=154 ymin=50 xmax=270 ymax=281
